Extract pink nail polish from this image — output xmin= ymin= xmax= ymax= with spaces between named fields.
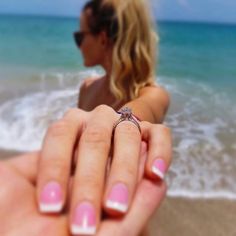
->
xmin=71 ymin=201 xmax=96 ymax=235
xmin=106 ymin=183 xmax=129 ymax=213
xmin=152 ymin=159 xmax=167 ymax=179
xmin=39 ymin=181 xmax=63 ymax=213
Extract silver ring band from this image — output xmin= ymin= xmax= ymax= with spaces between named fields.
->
xmin=113 ymin=107 xmax=141 ymax=133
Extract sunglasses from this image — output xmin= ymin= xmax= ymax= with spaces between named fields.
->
xmin=73 ymin=31 xmax=91 ymax=48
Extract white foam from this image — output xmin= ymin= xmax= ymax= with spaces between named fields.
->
xmin=0 ymin=69 xmax=103 ymax=152
xmin=159 ymin=75 xmax=236 ymax=201
xmin=167 ymin=190 xmax=236 ymax=200
xmin=0 ymin=89 xmax=78 ymax=151
xmin=1 ymin=73 xmax=236 ymax=201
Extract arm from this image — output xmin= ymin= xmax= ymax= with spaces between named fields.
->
xmin=122 ymin=85 xmax=170 ymax=123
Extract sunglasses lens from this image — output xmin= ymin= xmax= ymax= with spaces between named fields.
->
xmin=74 ymin=32 xmax=83 ymax=47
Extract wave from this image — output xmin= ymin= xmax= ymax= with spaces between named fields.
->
xmin=0 ymin=72 xmax=236 ymax=200
xmin=0 ymin=69 xmax=101 ymax=151
xmin=0 ymin=89 xmax=77 ymax=151
xmin=167 ymin=190 xmax=236 ymax=200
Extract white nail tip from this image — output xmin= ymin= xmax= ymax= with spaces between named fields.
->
xmin=152 ymin=166 xmax=165 ymax=179
xmin=71 ymin=225 xmax=96 ymax=235
xmin=106 ymin=200 xmax=128 ymax=213
xmin=39 ymin=202 xmax=63 ymax=213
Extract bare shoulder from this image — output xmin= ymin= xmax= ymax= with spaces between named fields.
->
xmin=139 ymin=84 xmax=170 ymax=104
xmin=138 ymin=84 xmax=170 ymax=121
xmin=80 ymin=76 xmax=101 ymax=90
xmin=78 ymin=76 xmax=102 ymax=108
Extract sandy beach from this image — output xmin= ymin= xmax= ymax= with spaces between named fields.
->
xmin=1 ymin=149 xmax=235 ymax=236
xmin=149 ymin=197 xmax=236 ymax=236
xmin=0 ymin=149 xmax=23 ymax=160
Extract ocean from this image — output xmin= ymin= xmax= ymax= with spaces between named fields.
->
xmin=0 ymin=14 xmax=236 ymax=200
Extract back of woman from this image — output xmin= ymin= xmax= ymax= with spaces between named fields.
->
xmin=75 ymin=0 xmax=163 ymax=115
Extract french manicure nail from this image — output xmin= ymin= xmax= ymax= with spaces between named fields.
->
xmin=152 ymin=159 xmax=167 ymax=179
xmin=106 ymin=182 xmax=129 ymax=213
xmin=39 ymin=181 xmax=63 ymax=213
xmin=71 ymin=201 xmax=96 ymax=235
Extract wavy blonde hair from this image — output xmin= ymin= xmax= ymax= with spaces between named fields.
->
xmin=83 ymin=0 xmax=158 ymax=106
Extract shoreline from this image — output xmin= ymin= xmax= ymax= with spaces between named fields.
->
xmin=0 ymin=149 xmax=24 ymax=160
xmin=1 ymin=149 xmax=235 ymax=235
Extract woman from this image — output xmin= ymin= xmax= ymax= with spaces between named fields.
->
xmin=76 ymin=0 xmax=169 ymax=122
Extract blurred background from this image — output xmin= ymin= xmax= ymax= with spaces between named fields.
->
xmin=0 ymin=1 xmax=235 ymax=235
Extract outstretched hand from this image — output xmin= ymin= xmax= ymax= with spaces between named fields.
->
xmin=35 ymin=106 xmax=171 ymax=235
xmin=1 ymin=145 xmax=166 ymax=236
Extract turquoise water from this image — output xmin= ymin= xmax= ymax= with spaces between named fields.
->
xmin=158 ymin=21 xmax=236 ymax=87
xmin=0 ymin=14 xmax=81 ymax=70
xmin=0 ymin=15 xmax=236 ymax=86
xmin=0 ymin=14 xmax=236 ymax=200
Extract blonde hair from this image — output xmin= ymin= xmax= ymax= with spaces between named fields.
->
xmin=83 ymin=0 xmax=158 ymax=106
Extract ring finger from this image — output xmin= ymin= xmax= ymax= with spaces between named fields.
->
xmin=103 ymin=119 xmax=141 ymax=216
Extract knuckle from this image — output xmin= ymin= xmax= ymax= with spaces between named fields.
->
xmin=47 ymin=120 xmax=72 ymax=139
xmin=141 ymin=120 xmax=151 ymax=128
xmin=116 ymin=160 xmax=137 ymax=180
xmin=63 ymin=108 xmax=79 ymax=119
xmin=124 ymin=164 xmax=137 ymax=179
xmin=82 ymin=126 xmax=110 ymax=146
xmin=81 ymin=173 xmax=103 ymax=191
xmin=94 ymin=104 xmax=109 ymax=112
xmin=156 ymin=124 xmax=171 ymax=136
xmin=117 ymin=122 xmax=140 ymax=140
xmin=94 ymin=104 xmax=115 ymax=116
xmin=40 ymin=156 xmax=69 ymax=177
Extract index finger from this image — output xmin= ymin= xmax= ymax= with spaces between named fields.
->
xmin=36 ymin=108 xmax=87 ymax=213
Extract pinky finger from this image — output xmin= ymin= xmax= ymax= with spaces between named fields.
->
xmin=121 ymin=180 xmax=167 ymax=236
xmin=141 ymin=122 xmax=172 ymax=181
xmin=97 ymin=179 xmax=167 ymax=236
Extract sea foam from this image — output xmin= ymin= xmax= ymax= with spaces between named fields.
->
xmin=0 ymin=73 xmax=235 ymax=200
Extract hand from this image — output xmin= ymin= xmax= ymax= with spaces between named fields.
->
xmin=1 ymin=148 xmax=167 ymax=236
xmin=35 ymin=105 xmax=172 ymax=234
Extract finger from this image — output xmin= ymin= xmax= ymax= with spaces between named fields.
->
xmin=138 ymin=141 xmax=148 ymax=183
xmin=65 ymin=141 xmax=147 ymax=214
xmin=0 ymin=162 xmax=36 ymax=225
xmin=3 ymin=151 xmax=40 ymax=184
xmin=103 ymin=120 xmax=141 ymax=216
xmin=141 ymin=122 xmax=172 ymax=180
xmin=120 ymin=180 xmax=167 ymax=236
xmin=97 ymin=179 xmax=167 ymax=236
xmin=37 ymin=108 xmax=86 ymax=214
xmin=69 ymin=105 xmax=118 ymax=235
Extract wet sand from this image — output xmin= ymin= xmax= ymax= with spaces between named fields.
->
xmin=149 ymin=197 xmax=236 ymax=236
xmin=0 ymin=149 xmax=23 ymax=160
xmin=1 ymin=149 xmax=235 ymax=236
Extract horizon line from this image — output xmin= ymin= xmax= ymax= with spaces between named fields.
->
xmin=1 ymin=12 xmax=236 ymax=26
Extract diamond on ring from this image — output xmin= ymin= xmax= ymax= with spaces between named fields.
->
xmin=113 ymin=107 xmax=141 ymax=133
xmin=120 ymin=107 xmax=132 ymax=119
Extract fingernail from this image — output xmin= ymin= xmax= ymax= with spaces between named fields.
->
xmin=39 ymin=181 xmax=63 ymax=213
xmin=152 ymin=159 xmax=167 ymax=179
xmin=106 ymin=183 xmax=129 ymax=213
xmin=71 ymin=201 xmax=96 ymax=235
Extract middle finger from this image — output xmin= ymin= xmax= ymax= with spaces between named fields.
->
xmin=70 ymin=105 xmax=117 ymax=235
